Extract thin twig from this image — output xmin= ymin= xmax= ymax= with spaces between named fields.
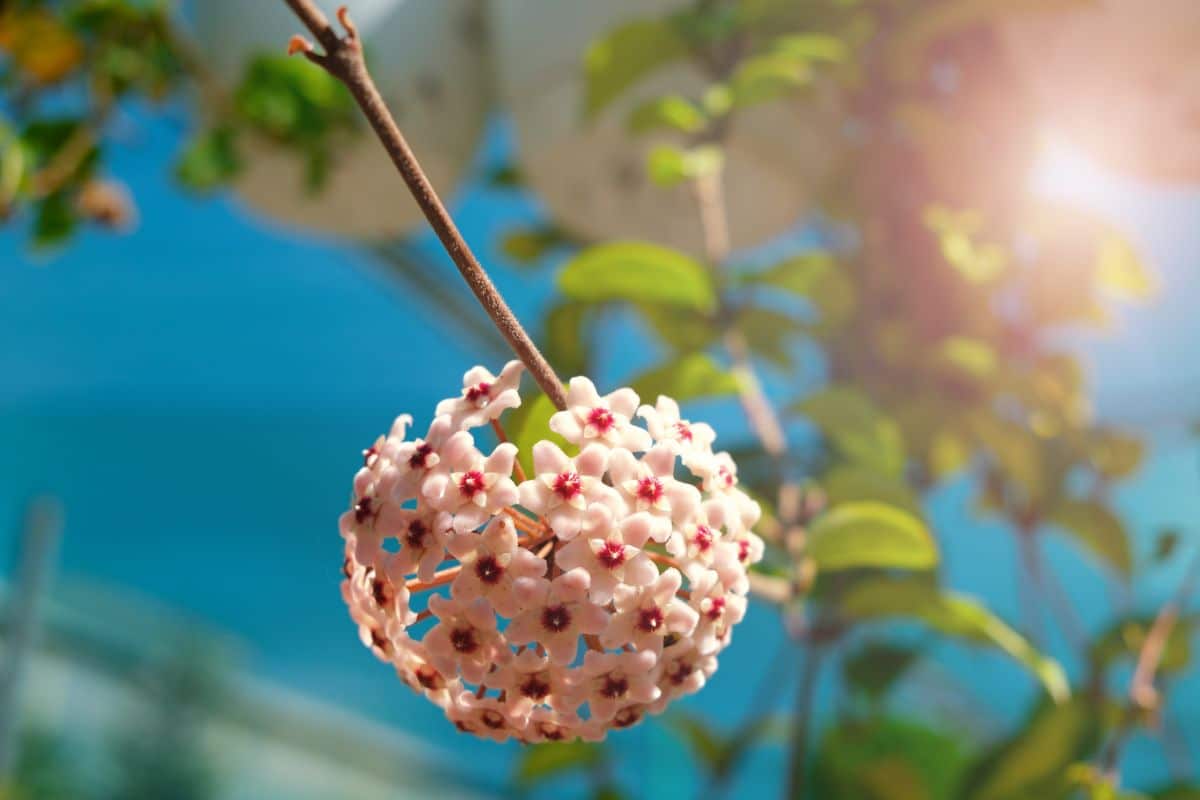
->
xmin=280 ymin=1 xmax=566 ymax=409
xmin=784 ymin=644 xmax=824 ymax=800
xmin=404 ymin=564 xmax=461 ymax=594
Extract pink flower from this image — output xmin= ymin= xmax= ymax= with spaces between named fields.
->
xmin=687 ymin=568 xmax=748 ymax=655
xmin=602 ymin=569 xmax=699 ymax=654
xmin=447 ymin=516 xmax=546 ymax=617
xmin=424 ymin=595 xmax=510 ymax=684
xmin=517 ymin=441 xmax=613 ymax=540
xmin=652 ymin=640 xmax=717 ymax=709
xmin=445 ymin=691 xmax=521 ymax=742
xmin=435 ymin=360 xmax=524 ymax=431
xmin=490 ymin=649 xmax=575 ymax=717
xmin=549 ymin=377 xmax=652 ymax=451
xmin=557 ymin=509 xmax=659 ymax=604
xmin=422 ymin=436 xmax=519 ymax=532
xmin=637 ymin=396 xmax=716 ymax=468
xmin=608 ymin=445 xmax=701 ymax=540
xmin=393 ymin=640 xmax=457 ymax=709
xmin=381 ymin=507 xmax=452 ymax=582
xmin=571 ymin=650 xmax=661 ymax=722
xmin=387 ymin=415 xmax=457 ymax=500
xmin=523 ymin=708 xmax=597 ymax=743
xmin=506 ymin=569 xmax=610 ymax=665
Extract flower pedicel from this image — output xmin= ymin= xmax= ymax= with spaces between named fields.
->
xmin=338 ymin=361 xmax=763 ymax=742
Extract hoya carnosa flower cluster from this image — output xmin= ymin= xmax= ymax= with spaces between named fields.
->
xmin=338 ymin=361 xmax=764 ymax=742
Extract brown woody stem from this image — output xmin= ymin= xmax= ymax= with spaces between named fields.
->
xmin=281 ymin=1 xmax=567 ymax=410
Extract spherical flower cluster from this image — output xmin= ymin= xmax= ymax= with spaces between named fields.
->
xmin=338 ymin=361 xmax=764 ymax=742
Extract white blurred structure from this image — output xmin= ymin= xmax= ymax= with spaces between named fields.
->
xmin=1000 ymin=0 xmax=1200 ymax=184
xmin=489 ymin=0 xmax=841 ymax=256
xmin=189 ymin=0 xmax=490 ymax=239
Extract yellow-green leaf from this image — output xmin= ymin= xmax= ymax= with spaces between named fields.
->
xmin=808 ymin=502 xmax=938 ymax=572
xmin=746 ymin=252 xmax=855 ymax=329
xmin=821 ymin=466 xmax=923 ymax=516
xmin=629 ymin=95 xmax=706 ymax=134
xmin=506 ymin=392 xmax=573 ymax=478
xmin=1048 ymin=499 xmax=1133 ymax=578
xmin=584 ymin=18 xmax=688 ymax=117
xmin=793 ymin=387 xmax=906 ymax=477
xmin=558 ymin=242 xmax=716 ymax=312
xmin=631 ymin=352 xmax=740 ymax=404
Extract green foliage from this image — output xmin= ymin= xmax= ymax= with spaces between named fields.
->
xmin=558 ymin=242 xmax=717 ymax=312
xmin=741 ymin=252 xmax=856 ymax=330
xmin=631 ymin=352 xmax=741 ymax=404
xmin=514 ymin=740 xmax=604 ymax=786
xmin=175 ymin=127 xmax=241 ymax=193
xmin=842 ymin=642 xmax=921 ymax=702
xmin=666 ymin=712 xmax=781 ymax=781
xmin=506 ymin=391 xmax=573 ymax=478
xmin=1090 ymin=614 xmax=1198 ymax=677
xmin=820 ymin=465 xmax=922 ymax=515
xmin=792 ymin=386 xmax=906 ymax=477
xmin=1048 ymin=498 xmax=1134 ymax=578
xmin=839 ymin=577 xmax=1069 ymax=702
xmin=807 ymin=501 xmax=937 ymax=572
xmin=646 ymin=144 xmax=724 ymax=187
xmin=629 ymin=95 xmax=707 ymax=135
xmin=583 ymin=17 xmax=689 ymax=117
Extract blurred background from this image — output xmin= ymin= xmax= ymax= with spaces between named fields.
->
xmin=2 ymin=0 xmax=1200 ymax=798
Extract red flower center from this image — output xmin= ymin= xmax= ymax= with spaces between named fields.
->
xmin=636 ymin=606 xmax=665 ymax=633
xmin=465 ymin=381 xmax=491 ymax=405
xmin=737 ymin=539 xmax=751 ymax=563
xmin=520 ymin=674 xmax=551 ymax=700
xmin=371 ymin=574 xmax=393 ymax=607
xmin=673 ymin=421 xmax=693 ymax=442
xmin=596 ymin=540 xmax=627 ymax=569
xmin=474 ymin=554 xmax=504 ymax=585
xmin=539 ymin=724 xmax=566 ymax=741
xmin=667 ymin=659 xmax=694 ymax=685
xmin=717 ymin=465 xmax=736 ymax=488
xmin=553 ymin=471 xmax=582 ymax=500
xmin=613 ymin=706 xmax=642 ymax=728
xmin=693 ymin=525 xmax=714 ymax=551
xmin=409 ymin=442 xmax=434 ymax=469
xmin=459 ymin=470 xmax=486 ymax=497
xmin=450 ymin=627 xmax=478 ymax=654
xmin=587 ymin=407 xmax=615 ymax=434
xmin=362 ymin=445 xmax=378 ymax=466
xmin=705 ymin=596 xmax=726 ymax=621
xmin=405 ymin=519 xmax=429 ymax=548
xmin=541 ymin=603 xmax=572 ymax=633
xmin=354 ymin=496 xmax=374 ymax=524
xmin=481 ymin=710 xmax=506 ymax=729
xmin=600 ymin=675 xmax=629 ymax=699
xmin=415 ymin=664 xmax=444 ymax=690
xmin=636 ymin=477 xmax=663 ymax=504
xmin=370 ymin=628 xmax=391 ymax=654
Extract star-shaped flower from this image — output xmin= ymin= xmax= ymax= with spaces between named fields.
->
xmin=518 ymin=441 xmax=613 ymax=540
xmin=549 ymin=377 xmax=652 ymax=451
xmin=422 ymin=436 xmax=519 ymax=532
xmin=557 ymin=508 xmax=659 ymax=604
xmin=506 ymin=569 xmax=609 ymax=665
xmin=602 ymin=569 xmax=699 ymax=654
xmin=435 ymin=360 xmax=524 ymax=431
xmin=447 ymin=516 xmax=546 ymax=616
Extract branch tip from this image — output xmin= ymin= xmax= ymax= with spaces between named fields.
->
xmin=336 ymin=6 xmax=359 ymax=42
xmin=287 ymin=35 xmax=313 ymax=56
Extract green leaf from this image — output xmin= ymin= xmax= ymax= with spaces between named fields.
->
xmin=729 ymin=51 xmax=813 ymax=107
xmin=770 ymin=33 xmax=848 ymax=64
xmin=745 ymin=252 xmax=855 ymax=329
xmin=1047 ymin=499 xmax=1133 ymax=578
xmin=840 ymin=577 xmax=1070 ymax=703
xmin=543 ymin=302 xmax=591 ymax=377
xmin=1153 ymin=528 xmax=1181 ymax=563
xmin=961 ymin=699 xmax=1097 ymax=800
xmin=515 ymin=740 xmax=603 ymax=786
xmin=1087 ymin=429 xmax=1144 ymax=480
xmin=558 ymin=242 xmax=716 ymax=312
xmin=735 ymin=306 xmax=805 ymax=368
xmin=813 ymin=717 xmax=969 ymax=800
xmin=32 ymin=192 xmax=76 ymax=248
xmin=630 ymin=353 xmax=740 ymax=404
xmin=507 ymin=392 xmax=574 ymax=479
xmin=636 ymin=303 xmax=720 ymax=352
xmin=584 ymin=18 xmax=689 ymax=117
xmin=647 ymin=144 xmax=723 ymax=187
xmin=500 ymin=225 xmax=569 ymax=265
xmin=1152 ymin=785 xmax=1200 ymax=800
xmin=1089 ymin=614 xmax=1197 ymax=676
xmin=843 ymin=642 xmax=920 ymax=701
xmin=175 ymin=127 xmax=241 ymax=192
xmin=936 ymin=336 xmax=998 ymax=382
xmin=808 ymin=502 xmax=937 ymax=572
xmin=792 ymin=386 xmax=906 ymax=477
xmin=629 ymin=95 xmax=707 ymax=134
xmin=821 ymin=465 xmax=922 ymax=516
xmin=665 ymin=713 xmax=725 ymax=772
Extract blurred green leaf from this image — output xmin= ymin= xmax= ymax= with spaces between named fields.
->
xmin=1090 ymin=614 xmax=1197 ymax=676
xmin=1152 ymin=785 xmax=1200 ymax=800
xmin=667 ymin=711 xmax=781 ymax=780
xmin=647 ymin=144 xmax=723 ymax=187
xmin=31 ymin=191 xmax=75 ymax=248
xmin=1087 ymin=429 xmax=1144 ymax=480
xmin=1097 ymin=232 xmax=1154 ymax=300
xmin=558 ymin=242 xmax=716 ymax=312
xmin=1153 ymin=528 xmax=1182 ymax=563
xmin=770 ymin=33 xmax=849 ymax=64
xmin=729 ymin=51 xmax=813 ymax=107
xmin=515 ymin=740 xmax=603 ymax=786
xmin=543 ymin=301 xmax=591 ymax=377
xmin=967 ymin=413 xmax=1044 ymax=505
xmin=629 ymin=95 xmax=706 ymax=134
xmin=808 ymin=502 xmax=937 ymax=572
xmin=960 ymin=698 xmax=1097 ymax=800
xmin=637 ymin=303 xmax=720 ymax=352
xmin=821 ymin=465 xmax=922 ymax=515
xmin=735 ymin=306 xmax=805 ymax=368
xmin=631 ymin=352 xmax=740 ymax=404
xmin=175 ymin=127 xmax=241 ymax=192
xmin=936 ymin=337 xmax=998 ymax=382
xmin=793 ymin=386 xmax=906 ymax=477
xmin=584 ymin=18 xmax=688 ymax=117
xmin=840 ymin=577 xmax=1069 ymax=702
xmin=1047 ymin=499 xmax=1134 ymax=578
xmin=812 ymin=716 xmax=968 ymax=800
xmin=235 ymin=54 xmax=355 ymax=147
xmin=501 ymin=225 xmax=570 ymax=265
xmin=744 ymin=252 xmax=855 ymax=329
xmin=843 ymin=642 xmax=921 ymax=702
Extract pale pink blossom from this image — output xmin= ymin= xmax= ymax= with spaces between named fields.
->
xmin=517 ymin=441 xmax=612 ymax=540
xmin=687 ymin=568 xmax=748 ymax=654
xmin=603 ymin=569 xmax=699 ymax=654
xmin=523 ymin=708 xmax=595 ymax=743
xmin=393 ymin=640 xmax=457 ymax=709
xmin=651 ymin=641 xmax=717 ymax=709
xmin=382 ymin=507 xmax=452 ymax=582
xmin=435 ymin=360 xmax=524 ymax=431
xmin=490 ymin=649 xmax=575 ymax=717
xmin=637 ymin=396 xmax=716 ymax=468
xmin=445 ymin=691 xmax=521 ymax=742
xmin=549 ymin=377 xmax=652 ymax=451
xmin=608 ymin=445 xmax=701 ymax=540
xmin=506 ymin=569 xmax=609 ymax=665
xmin=572 ymin=650 xmax=661 ymax=722
xmin=387 ymin=415 xmax=457 ymax=500
xmin=423 ymin=438 xmax=519 ymax=532
xmin=424 ymin=595 xmax=510 ymax=684
xmin=557 ymin=509 xmax=659 ymax=604
xmin=447 ymin=516 xmax=546 ymax=616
